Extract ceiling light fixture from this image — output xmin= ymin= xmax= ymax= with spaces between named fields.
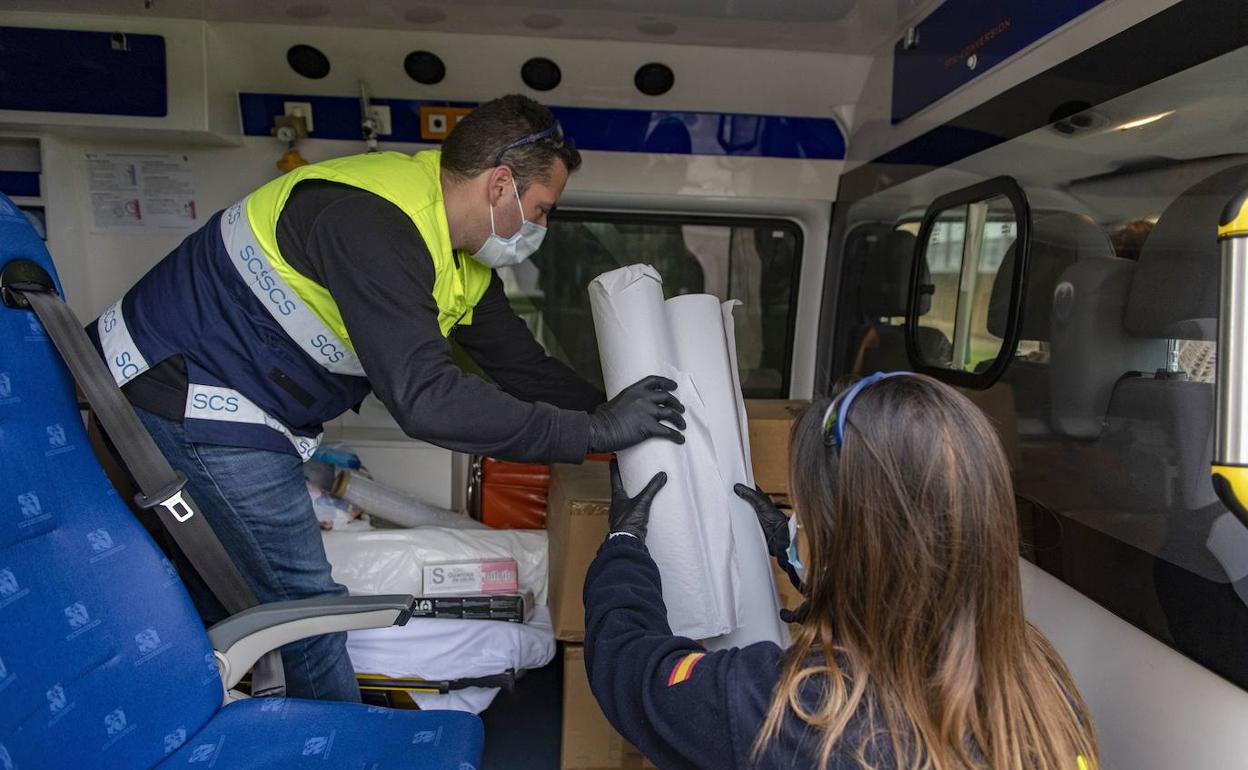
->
xmin=1114 ymin=110 xmax=1175 ymax=131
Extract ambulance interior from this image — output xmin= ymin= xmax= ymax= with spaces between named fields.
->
xmin=2 ymin=1 xmax=1248 ymax=768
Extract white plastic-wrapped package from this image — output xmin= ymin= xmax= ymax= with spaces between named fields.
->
xmin=347 ymin=607 xmax=556 ymax=714
xmin=322 ymin=527 xmax=549 ymax=604
xmin=589 ymin=265 xmax=785 ymax=646
xmin=334 ymin=469 xmax=484 ymax=530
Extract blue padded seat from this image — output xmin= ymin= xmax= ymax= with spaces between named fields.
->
xmin=161 ymin=698 xmax=482 ymax=768
xmin=0 ymin=192 xmax=483 ymax=769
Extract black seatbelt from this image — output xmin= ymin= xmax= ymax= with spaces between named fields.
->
xmin=3 ymin=262 xmax=286 ymax=697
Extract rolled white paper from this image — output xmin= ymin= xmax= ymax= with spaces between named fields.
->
xmin=590 ymin=265 xmax=784 ymax=646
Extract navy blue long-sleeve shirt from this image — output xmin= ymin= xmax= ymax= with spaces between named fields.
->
xmin=121 ymin=181 xmax=604 ymax=463
xmin=583 ymin=535 xmax=889 ymax=770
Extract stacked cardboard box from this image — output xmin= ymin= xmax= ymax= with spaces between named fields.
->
xmin=546 ymin=461 xmax=612 ymax=641
xmin=744 ymin=400 xmax=811 ymax=630
xmin=561 ymin=645 xmax=656 ymax=770
xmin=743 ymin=399 xmax=810 ymax=499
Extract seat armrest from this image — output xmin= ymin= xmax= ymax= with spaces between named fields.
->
xmin=208 ymin=595 xmax=414 ymax=690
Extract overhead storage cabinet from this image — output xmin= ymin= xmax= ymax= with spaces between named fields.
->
xmin=0 ymin=16 xmax=239 ymax=144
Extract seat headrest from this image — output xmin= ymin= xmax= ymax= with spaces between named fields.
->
xmin=859 ymin=229 xmax=931 ymax=318
xmin=1124 ymin=162 xmax=1248 ymax=339
xmin=987 ymin=211 xmax=1111 ymax=340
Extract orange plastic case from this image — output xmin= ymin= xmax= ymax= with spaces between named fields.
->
xmin=475 ymin=454 xmax=612 ymax=529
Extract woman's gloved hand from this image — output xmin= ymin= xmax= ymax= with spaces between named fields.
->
xmin=734 ymin=483 xmax=803 ymax=593
xmin=608 ymin=459 xmax=667 ymax=542
xmin=780 ymin=601 xmax=810 ymax=625
xmin=734 ymin=484 xmax=790 ymax=559
xmin=589 ymin=375 xmax=686 ymax=454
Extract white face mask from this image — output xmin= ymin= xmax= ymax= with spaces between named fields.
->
xmin=469 ymin=178 xmax=547 ymax=268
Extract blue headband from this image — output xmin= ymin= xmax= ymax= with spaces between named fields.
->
xmin=822 ymin=371 xmax=913 ymax=448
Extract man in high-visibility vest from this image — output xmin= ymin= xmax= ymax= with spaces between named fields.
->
xmin=88 ymin=94 xmax=685 ymax=701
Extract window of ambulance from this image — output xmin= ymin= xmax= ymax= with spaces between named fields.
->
xmin=829 ymin=42 xmax=1248 ymax=691
xmin=497 ymin=212 xmax=802 ymax=398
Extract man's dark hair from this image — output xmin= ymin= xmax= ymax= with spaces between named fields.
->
xmin=441 ymin=94 xmax=581 ymax=192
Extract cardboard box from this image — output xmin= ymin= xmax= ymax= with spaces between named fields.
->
xmin=745 ymin=399 xmax=810 ymax=497
xmin=562 ymin=645 xmax=656 ymax=770
xmin=547 ymin=462 xmax=612 ymax=642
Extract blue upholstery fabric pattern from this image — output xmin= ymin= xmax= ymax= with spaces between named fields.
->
xmin=0 ymin=193 xmax=224 ymax=769
xmin=0 ymin=192 xmax=483 ymax=769
xmin=160 ymin=698 xmax=483 ymax=769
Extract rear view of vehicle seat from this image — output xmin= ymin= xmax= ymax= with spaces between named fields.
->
xmin=852 ymin=228 xmax=951 ymax=373
xmin=1101 ymin=163 xmax=1248 ymax=512
xmin=1046 ymin=225 xmax=1167 ymax=441
xmin=0 ymin=193 xmax=483 ymax=769
xmin=986 ymin=211 xmax=1112 ymax=435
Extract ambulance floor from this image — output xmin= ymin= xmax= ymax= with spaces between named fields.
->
xmin=480 ymin=653 xmax=564 ymax=769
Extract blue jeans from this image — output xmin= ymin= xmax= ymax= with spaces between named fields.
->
xmin=134 ymin=407 xmax=360 ymax=703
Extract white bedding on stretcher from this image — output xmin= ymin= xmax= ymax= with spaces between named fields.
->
xmin=347 ymin=607 xmax=556 ymax=713
xmin=323 ymin=525 xmax=554 ymax=713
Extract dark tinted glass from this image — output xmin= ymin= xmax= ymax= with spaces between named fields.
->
xmin=829 ymin=45 xmax=1248 ymax=689
xmin=498 ymin=212 xmax=801 ymax=398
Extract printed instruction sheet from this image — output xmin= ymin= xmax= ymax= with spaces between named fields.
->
xmin=85 ymin=153 xmax=198 ymax=233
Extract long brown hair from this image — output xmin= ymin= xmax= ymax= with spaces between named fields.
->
xmin=755 ymin=374 xmax=1096 ymax=770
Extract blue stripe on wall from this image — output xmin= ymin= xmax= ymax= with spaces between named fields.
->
xmin=0 ymin=171 xmax=39 ymax=198
xmin=239 ymin=93 xmax=844 ymax=160
xmin=891 ymin=0 xmax=1109 ymax=124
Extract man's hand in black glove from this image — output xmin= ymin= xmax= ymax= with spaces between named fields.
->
xmin=589 ymin=375 xmax=685 ymax=454
xmin=608 ymin=459 xmax=667 ymax=542
xmin=734 ymin=483 xmax=803 ymax=592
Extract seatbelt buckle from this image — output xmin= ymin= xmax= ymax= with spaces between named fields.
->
xmin=135 ymin=472 xmax=195 ymax=523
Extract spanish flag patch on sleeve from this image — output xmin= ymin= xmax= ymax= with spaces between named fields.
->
xmin=667 ymin=652 xmax=706 ymax=687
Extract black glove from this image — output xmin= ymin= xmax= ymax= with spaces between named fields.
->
xmin=734 ymin=484 xmax=789 ymax=559
xmin=608 ymin=459 xmax=667 ymax=541
xmin=589 ymin=375 xmax=686 ymax=454
xmin=734 ymin=483 xmax=802 ymax=592
xmin=780 ymin=601 xmax=810 ymax=625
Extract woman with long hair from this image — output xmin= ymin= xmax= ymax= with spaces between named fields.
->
xmin=583 ymin=372 xmax=1097 ymax=769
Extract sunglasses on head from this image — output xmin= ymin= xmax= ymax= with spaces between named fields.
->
xmin=492 ymin=121 xmax=566 ymax=168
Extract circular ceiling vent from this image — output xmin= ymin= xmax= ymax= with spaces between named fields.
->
xmin=286 ymin=44 xmax=330 ymax=80
xmin=634 ymin=63 xmax=674 ymax=96
xmin=521 ymin=57 xmax=562 ymax=91
xmin=404 ymin=50 xmax=446 ymax=85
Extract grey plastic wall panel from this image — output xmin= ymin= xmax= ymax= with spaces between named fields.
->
xmin=1021 ymin=560 xmax=1248 ymax=769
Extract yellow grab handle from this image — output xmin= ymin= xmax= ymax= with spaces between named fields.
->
xmin=1212 ymin=464 xmax=1248 ymax=528
xmin=1218 ymin=188 xmax=1248 ymax=239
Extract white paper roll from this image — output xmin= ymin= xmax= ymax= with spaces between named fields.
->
xmin=589 ymin=265 xmax=785 ymax=646
xmin=590 ymin=266 xmax=732 ymax=639
xmin=590 ymin=264 xmax=676 ymax=396
xmin=669 ymin=296 xmax=784 ymax=649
